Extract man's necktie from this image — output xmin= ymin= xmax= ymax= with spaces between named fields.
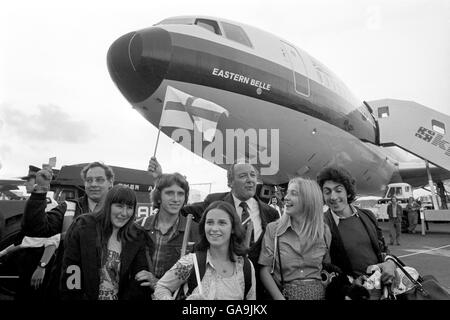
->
xmin=240 ymin=201 xmax=250 ymax=225
xmin=239 ymin=202 xmax=253 ymax=247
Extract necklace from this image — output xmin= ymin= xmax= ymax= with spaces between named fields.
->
xmin=215 ymin=260 xmax=233 ymax=275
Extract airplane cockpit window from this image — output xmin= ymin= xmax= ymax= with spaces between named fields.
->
xmin=155 ymin=18 xmax=194 ymax=25
xmin=195 ymin=19 xmax=222 ymax=35
xmin=221 ymin=21 xmax=253 ymax=48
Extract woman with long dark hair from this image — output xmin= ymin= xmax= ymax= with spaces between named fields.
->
xmin=154 ymin=200 xmax=256 ymax=300
xmin=60 ymin=185 xmax=150 ymax=300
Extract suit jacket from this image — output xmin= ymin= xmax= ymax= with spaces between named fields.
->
xmin=324 ymin=207 xmax=389 ymax=276
xmin=387 ymin=203 xmax=403 ymax=219
xmin=60 ymin=214 xmax=150 ymax=300
xmin=182 ymin=192 xmax=279 ymax=265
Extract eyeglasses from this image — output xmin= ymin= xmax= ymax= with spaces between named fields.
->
xmin=85 ymin=177 xmax=107 ymax=184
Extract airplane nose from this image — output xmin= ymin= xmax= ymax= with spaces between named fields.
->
xmin=107 ymin=27 xmax=172 ymax=104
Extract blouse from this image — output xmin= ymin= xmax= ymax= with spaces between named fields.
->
xmin=154 ymin=250 xmax=256 ymax=300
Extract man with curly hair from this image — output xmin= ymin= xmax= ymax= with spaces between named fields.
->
xmin=316 ymin=166 xmax=396 ymax=299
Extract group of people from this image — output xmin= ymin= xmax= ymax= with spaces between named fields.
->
xmin=1 ymin=157 xmax=400 ymax=300
xmin=387 ymin=195 xmax=421 ymax=246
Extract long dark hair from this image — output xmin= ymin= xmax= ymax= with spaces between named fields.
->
xmin=195 ymin=201 xmax=247 ymax=262
xmin=94 ymin=185 xmax=137 ymax=261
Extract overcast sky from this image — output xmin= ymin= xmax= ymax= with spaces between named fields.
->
xmin=1 ymin=0 xmax=449 ymax=193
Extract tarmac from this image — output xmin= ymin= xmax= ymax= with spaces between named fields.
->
xmin=378 ymin=220 xmax=450 ymax=291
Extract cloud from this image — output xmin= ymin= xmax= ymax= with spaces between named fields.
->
xmin=0 ymin=145 xmax=9 ymax=173
xmin=1 ymin=104 xmax=93 ymax=143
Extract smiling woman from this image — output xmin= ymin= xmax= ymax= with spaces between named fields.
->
xmin=154 ymin=201 xmax=256 ymax=300
xmin=60 ymin=185 xmax=151 ymax=300
xmin=259 ymin=177 xmax=331 ymax=300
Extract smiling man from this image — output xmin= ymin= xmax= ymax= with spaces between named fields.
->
xmin=316 ymin=166 xmax=396 ymax=295
xmin=135 ymin=173 xmax=199 ymax=291
xmin=20 ymin=162 xmax=114 ymax=299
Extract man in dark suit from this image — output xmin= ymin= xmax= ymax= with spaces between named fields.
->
xmin=147 ymin=157 xmax=279 ymax=299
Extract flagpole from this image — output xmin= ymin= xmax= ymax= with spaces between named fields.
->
xmin=153 ymin=127 xmax=162 ymax=157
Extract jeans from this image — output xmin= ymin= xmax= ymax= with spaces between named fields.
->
xmin=389 ymin=217 xmax=401 ymax=244
xmin=408 ymin=211 xmax=418 ymax=233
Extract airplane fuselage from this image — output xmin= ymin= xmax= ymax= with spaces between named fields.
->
xmin=107 ymin=16 xmax=398 ymax=195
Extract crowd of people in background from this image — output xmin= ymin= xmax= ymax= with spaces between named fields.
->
xmin=0 ymin=156 xmax=427 ymax=301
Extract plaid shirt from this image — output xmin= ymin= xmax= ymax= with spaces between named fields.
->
xmin=151 ymin=215 xmax=180 ymax=278
xmin=140 ymin=213 xmax=198 ymax=279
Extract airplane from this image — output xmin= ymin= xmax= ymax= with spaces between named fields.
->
xmin=106 ymin=15 xmax=450 ymax=197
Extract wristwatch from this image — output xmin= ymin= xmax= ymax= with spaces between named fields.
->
xmin=39 ymin=261 xmax=47 ymax=268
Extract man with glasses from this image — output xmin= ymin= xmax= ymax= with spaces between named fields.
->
xmin=19 ymin=162 xmax=114 ymax=299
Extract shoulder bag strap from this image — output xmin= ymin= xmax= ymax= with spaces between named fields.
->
xmin=243 ymin=256 xmax=252 ymax=299
xmin=277 ymin=236 xmax=284 ymax=286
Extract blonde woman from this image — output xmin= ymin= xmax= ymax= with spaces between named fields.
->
xmin=259 ymin=177 xmax=331 ymax=300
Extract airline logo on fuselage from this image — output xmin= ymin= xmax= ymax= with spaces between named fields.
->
xmin=212 ymin=67 xmax=271 ymax=92
xmin=415 ymin=126 xmax=450 ymax=156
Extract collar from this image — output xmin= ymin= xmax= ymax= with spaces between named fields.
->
xmin=205 ymin=249 xmax=238 ymax=269
xmin=274 ymin=213 xmax=292 ymax=236
xmin=330 ymin=204 xmax=359 ymax=226
xmin=87 ymin=198 xmax=99 ymax=213
xmin=152 ymin=212 xmax=181 ymax=233
xmin=231 ymin=193 xmax=257 ymax=210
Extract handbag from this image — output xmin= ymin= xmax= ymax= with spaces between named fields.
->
xmin=386 ymin=256 xmax=450 ymax=300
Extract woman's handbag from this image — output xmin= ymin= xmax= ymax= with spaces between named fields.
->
xmin=386 ymin=256 xmax=450 ymax=300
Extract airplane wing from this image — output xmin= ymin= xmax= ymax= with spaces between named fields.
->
xmin=392 ymin=161 xmax=450 ymax=188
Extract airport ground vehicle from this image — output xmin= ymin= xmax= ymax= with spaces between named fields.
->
xmin=353 ymin=196 xmax=384 ymax=220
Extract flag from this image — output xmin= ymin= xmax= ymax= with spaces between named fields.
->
xmin=159 ymin=86 xmax=194 ymax=130
xmin=159 ymin=86 xmax=229 ymax=142
xmin=48 ymin=157 xmax=57 ymax=168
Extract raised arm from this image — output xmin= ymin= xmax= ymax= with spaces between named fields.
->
xmin=21 ymin=170 xmax=65 ymax=237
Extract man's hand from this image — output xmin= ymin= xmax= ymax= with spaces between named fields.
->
xmin=30 ymin=266 xmax=46 ymax=289
xmin=147 ymin=157 xmax=162 ymax=179
xmin=135 ymin=270 xmax=158 ymax=289
xmin=379 ymin=260 xmax=396 ymax=284
xmin=34 ymin=169 xmax=53 ymax=193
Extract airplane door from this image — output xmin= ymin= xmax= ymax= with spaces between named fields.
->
xmin=281 ymin=41 xmax=310 ymax=97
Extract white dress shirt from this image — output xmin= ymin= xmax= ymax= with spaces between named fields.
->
xmin=232 ymin=194 xmax=262 ymax=241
